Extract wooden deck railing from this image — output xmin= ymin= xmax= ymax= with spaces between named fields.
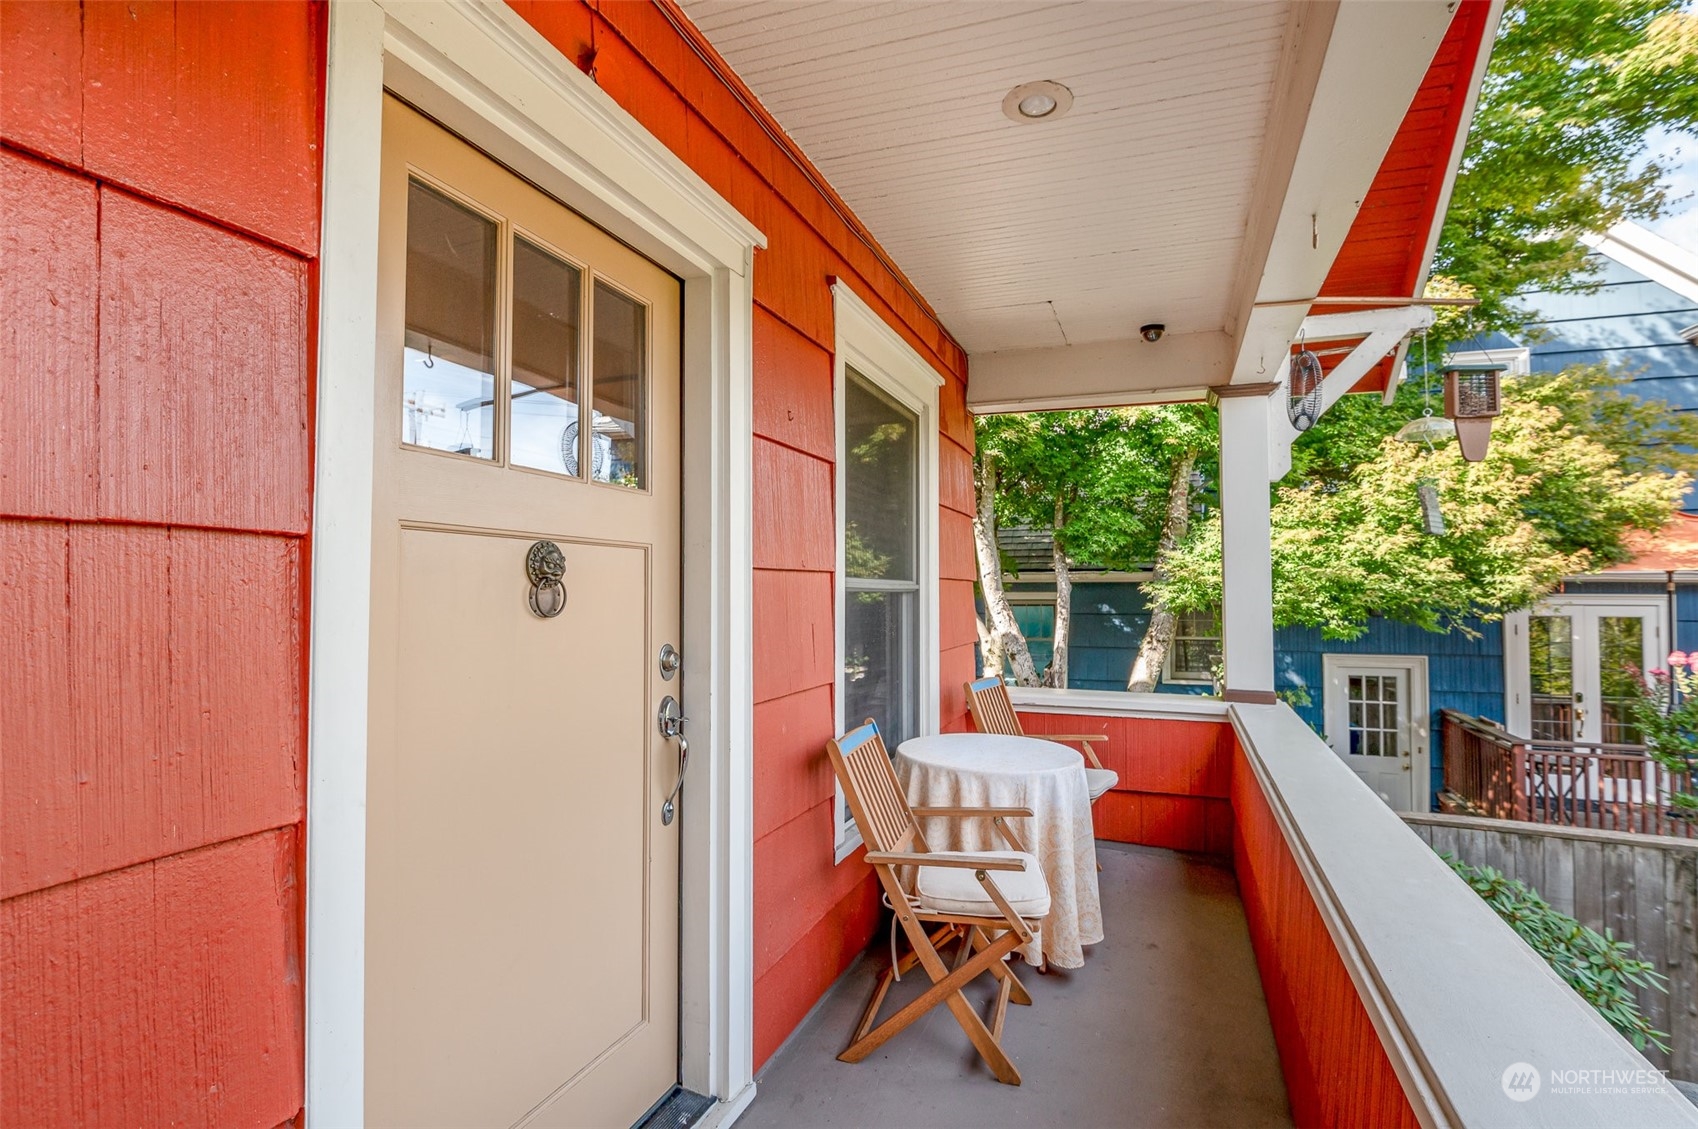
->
xmin=1441 ymin=710 xmax=1698 ymax=838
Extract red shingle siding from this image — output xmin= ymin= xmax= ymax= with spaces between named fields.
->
xmin=0 ymin=1 xmax=321 ymax=1121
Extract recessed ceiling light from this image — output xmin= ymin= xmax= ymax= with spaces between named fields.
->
xmin=1003 ymin=80 xmax=1073 ymax=124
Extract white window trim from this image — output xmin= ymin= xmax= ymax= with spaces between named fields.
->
xmin=831 ymin=279 xmax=943 ymax=862
xmin=310 ymin=3 xmax=763 ymax=1123
xmin=1162 ymin=608 xmax=1222 ymax=686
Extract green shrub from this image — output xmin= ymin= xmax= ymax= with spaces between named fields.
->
xmin=1443 ymin=854 xmax=1669 ymax=1053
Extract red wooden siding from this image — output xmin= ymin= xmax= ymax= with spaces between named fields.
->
xmin=0 ymin=1 xmax=321 ymax=1123
xmin=509 ymin=1 xmax=976 ymax=1068
xmin=1230 ymin=734 xmax=1419 ymax=1129
xmin=1017 ymin=712 xmax=1234 ymax=855
xmin=1316 ymin=0 xmax=1496 ymax=394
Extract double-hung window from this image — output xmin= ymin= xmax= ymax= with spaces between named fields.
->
xmin=832 ymin=282 xmax=941 ymax=859
xmin=843 ymin=371 xmax=920 ymax=748
xmin=1163 ymin=608 xmax=1222 ymax=684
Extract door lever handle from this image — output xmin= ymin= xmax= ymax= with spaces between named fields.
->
xmin=662 ymin=735 xmax=689 ymax=826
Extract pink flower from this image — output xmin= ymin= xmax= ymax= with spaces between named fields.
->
xmin=1672 ymin=651 xmax=1691 ymax=669
xmin=1651 ymin=668 xmax=1669 ymax=679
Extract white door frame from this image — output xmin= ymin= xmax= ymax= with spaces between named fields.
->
xmin=1320 ymin=654 xmax=1431 ymax=812
xmin=308 ymin=3 xmax=764 ymax=1124
xmin=1504 ymin=593 xmax=1668 ymax=739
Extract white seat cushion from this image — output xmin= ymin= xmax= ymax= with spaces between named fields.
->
xmin=1085 ymin=768 xmax=1119 ymax=802
xmin=915 ymin=851 xmax=1050 ymax=919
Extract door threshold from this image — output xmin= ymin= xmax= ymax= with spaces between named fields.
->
xmin=634 ymin=1085 xmax=716 ymax=1129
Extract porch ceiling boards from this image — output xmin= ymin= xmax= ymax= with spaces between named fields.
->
xmin=678 ymin=0 xmax=1497 ymax=411
xmin=681 ymin=0 xmax=1290 ymax=355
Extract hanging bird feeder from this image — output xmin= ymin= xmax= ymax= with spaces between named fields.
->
xmin=1443 ymin=361 xmax=1505 ymax=462
xmin=1394 ymin=413 xmax=1456 ymax=445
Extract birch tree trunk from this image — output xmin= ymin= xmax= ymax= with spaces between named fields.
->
xmin=1044 ymin=498 xmax=1072 ymax=689
xmin=973 ymin=452 xmax=1039 ymax=686
xmin=1127 ymin=451 xmax=1197 ymax=692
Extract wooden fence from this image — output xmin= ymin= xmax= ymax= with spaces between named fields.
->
xmin=1441 ymin=710 xmax=1698 ymax=838
xmin=1404 ymin=812 xmax=1698 ymax=1078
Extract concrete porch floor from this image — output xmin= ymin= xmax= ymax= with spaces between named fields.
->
xmin=739 ymin=842 xmax=1293 ymax=1129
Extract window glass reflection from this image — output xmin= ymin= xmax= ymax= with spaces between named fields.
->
xmin=510 ymin=238 xmax=583 ymax=475
xmin=591 ymin=281 xmax=646 ymax=488
xmin=403 ymin=180 xmax=497 ymax=459
xmin=844 ymin=374 xmax=917 ymax=582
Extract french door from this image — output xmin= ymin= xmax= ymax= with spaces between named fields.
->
xmin=1514 ymin=601 xmax=1662 ymax=747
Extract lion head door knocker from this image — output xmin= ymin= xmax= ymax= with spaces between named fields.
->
xmin=525 ymin=540 xmax=567 ymax=618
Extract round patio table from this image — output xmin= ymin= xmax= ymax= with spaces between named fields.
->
xmin=894 ymin=732 xmax=1103 ymax=969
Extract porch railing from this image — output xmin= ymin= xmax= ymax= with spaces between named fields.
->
xmin=1441 ymin=709 xmax=1698 ymax=838
xmin=1011 ymin=688 xmax=1698 ymax=1126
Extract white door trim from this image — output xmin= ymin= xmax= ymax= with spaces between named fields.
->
xmin=1504 ymin=594 xmax=1668 ymax=738
xmin=1320 ymin=654 xmax=1431 ymax=812
xmin=309 ymin=3 xmax=764 ymax=1123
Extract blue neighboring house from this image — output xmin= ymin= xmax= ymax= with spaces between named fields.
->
xmin=997 ymin=223 xmax=1698 ymax=813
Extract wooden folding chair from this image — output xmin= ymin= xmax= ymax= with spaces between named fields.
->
xmin=965 ymin=675 xmax=1119 ymax=802
xmin=827 ymin=720 xmax=1050 ymax=1085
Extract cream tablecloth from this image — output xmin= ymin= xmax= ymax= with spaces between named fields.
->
xmin=894 ymin=733 xmax=1103 ymax=969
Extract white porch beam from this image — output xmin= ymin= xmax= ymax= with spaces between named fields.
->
xmin=1267 ymin=304 xmax=1436 ymax=480
xmin=1216 ymin=387 xmax=1278 ymax=702
xmin=965 ymin=330 xmax=1230 ymax=414
xmin=1226 ymin=1 xmax=1460 ymax=391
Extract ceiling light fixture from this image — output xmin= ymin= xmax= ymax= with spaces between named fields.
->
xmin=1003 ymin=80 xmax=1073 ymax=123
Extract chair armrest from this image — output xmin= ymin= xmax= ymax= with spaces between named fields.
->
xmin=910 ymin=806 xmax=1034 ymax=819
xmin=1042 ymin=735 xmax=1107 ymax=768
xmin=863 ymin=851 xmax=1027 ymax=872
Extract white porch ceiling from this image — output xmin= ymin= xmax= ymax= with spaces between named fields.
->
xmin=682 ymin=0 xmax=1291 ymax=353
xmin=680 ymin=0 xmax=1467 ymax=409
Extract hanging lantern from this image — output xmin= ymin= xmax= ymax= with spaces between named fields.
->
xmin=1443 ymin=362 xmax=1505 ymax=462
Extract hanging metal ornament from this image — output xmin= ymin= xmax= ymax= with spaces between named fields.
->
xmin=1287 ymin=333 xmax=1323 ymax=431
xmin=1417 ymin=478 xmax=1446 ymax=536
xmin=1395 ymin=329 xmax=1451 ymax=536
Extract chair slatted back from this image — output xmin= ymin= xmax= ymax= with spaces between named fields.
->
xmin=825 ymin=721 xmax=918 ymax=854
xmin=965 ymin=675 xmax=1025 ymax=739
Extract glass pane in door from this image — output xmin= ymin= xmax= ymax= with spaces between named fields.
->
xmin=591 ymin=281 xmax=647 ymax=488
xmin=509 ymin=237 xmax=583 ymax=475
xmin=1347 ymin=674 xmax=1400 ymax=757
xmin=403 ymin=180 xmax=498 ymax=459
xmin=1598 ymin=616 xmax=1645 ymax=745
xmin=1529 ymin=615 xmax=1575 ymax=741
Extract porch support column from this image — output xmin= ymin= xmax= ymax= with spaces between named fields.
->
xmin=1213 ymin=383 xmax=1279 ymax=704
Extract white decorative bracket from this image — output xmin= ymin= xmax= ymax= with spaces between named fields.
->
xmin=1267 ymin=304 xmax=1437 ymax=481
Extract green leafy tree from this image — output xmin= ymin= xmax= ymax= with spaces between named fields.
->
xmin=1155 ymin=370 xmax=1690 ymax=639
xmin=973 ymin=406 xmax=1214 ymax=686
xmin=1434 ymin=0 xmax=1698 ymax=343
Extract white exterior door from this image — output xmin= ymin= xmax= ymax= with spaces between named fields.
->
xmin=1322 ymin=656 xmax=1430 ymax=812
xmin=365 ymin=98 xmax=683 ymax=1128
xmin=1513 ymin=601 xmax=1662 ymax=746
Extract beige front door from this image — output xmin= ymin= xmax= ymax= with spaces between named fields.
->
xmin=366 ymin=97 xmax=683 ymax=1128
